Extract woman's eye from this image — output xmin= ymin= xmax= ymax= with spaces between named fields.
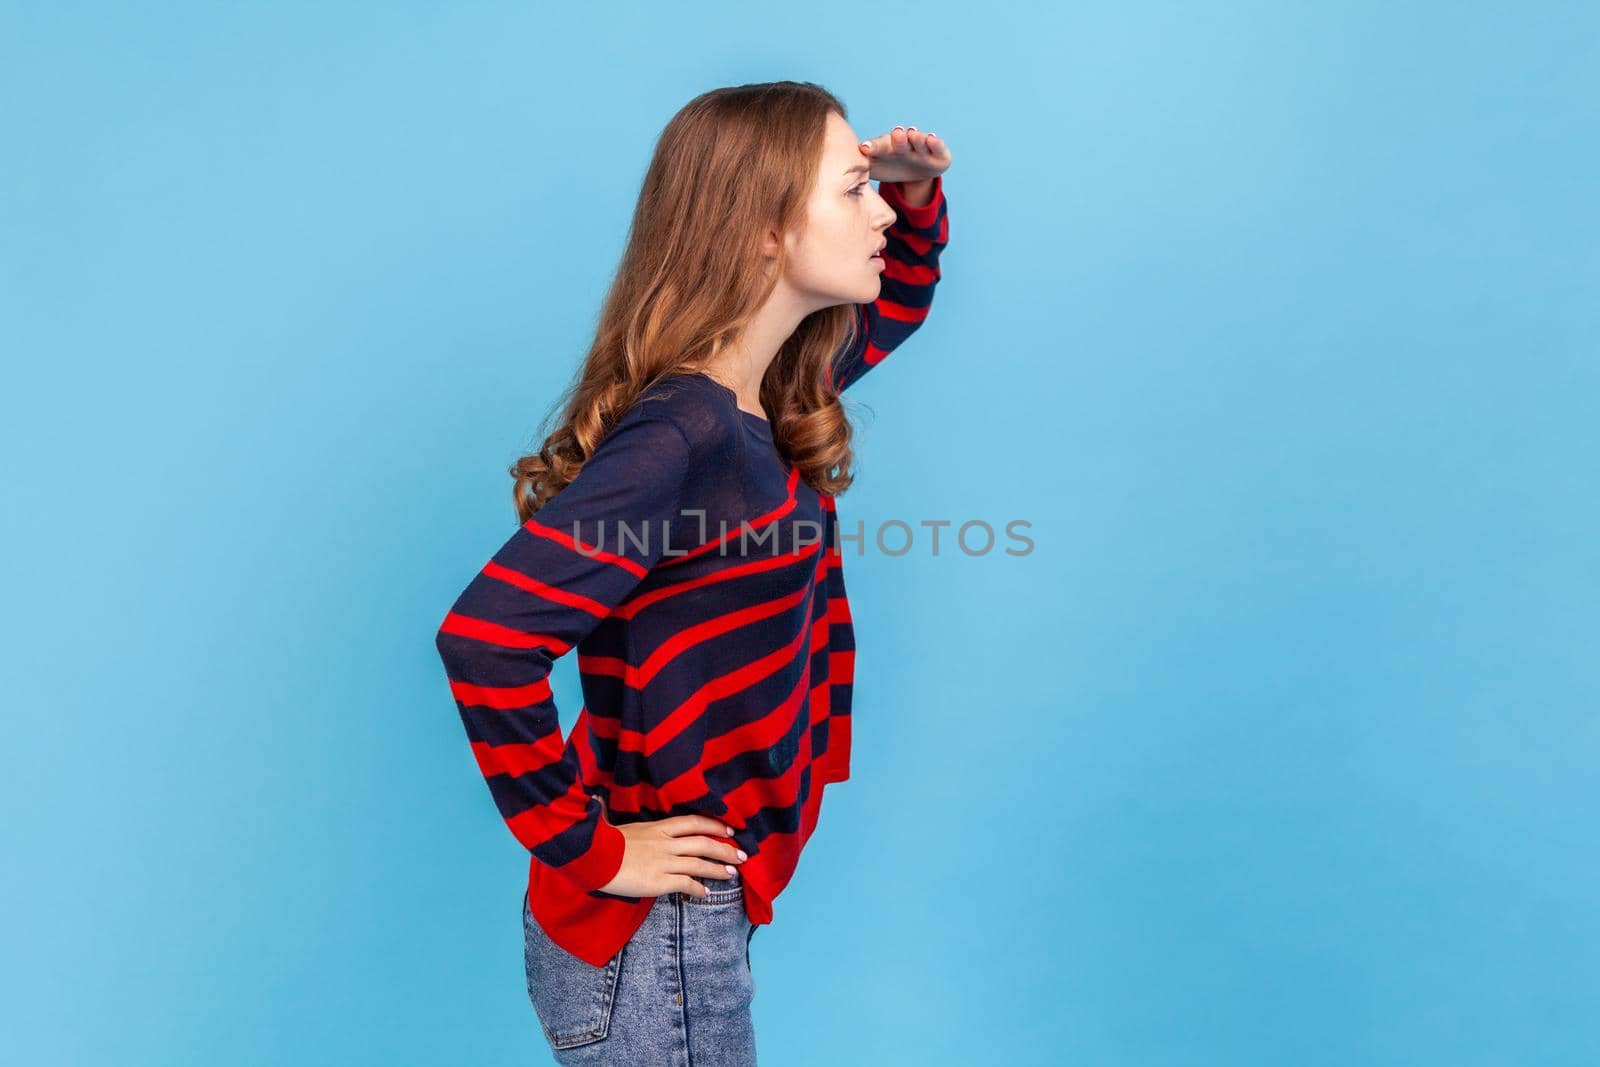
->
xmin=849 ymin=182 xmax=869 ymax=197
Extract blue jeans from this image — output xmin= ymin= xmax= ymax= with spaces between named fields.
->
xmin=522 ymin=866 xmax=759 ymax=1065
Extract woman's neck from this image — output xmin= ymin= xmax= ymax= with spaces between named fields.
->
xmin=701 ymin=280 xmax=818 ymax=413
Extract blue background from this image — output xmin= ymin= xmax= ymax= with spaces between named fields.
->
xmin=4 ymin=3 xmax=1596 ymax=1064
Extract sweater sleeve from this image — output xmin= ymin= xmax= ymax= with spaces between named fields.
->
xmin=434 ymin=413 xmax=692 ymax=892
xmin=831 ymin=174 xmax=950 ymax=393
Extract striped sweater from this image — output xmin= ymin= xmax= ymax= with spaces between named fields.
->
xmin=435 ymin=175 xmax=948 ymax=966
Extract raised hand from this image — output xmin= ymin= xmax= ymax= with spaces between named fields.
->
xmin=858 ymin=125 xmax=952 ymax=185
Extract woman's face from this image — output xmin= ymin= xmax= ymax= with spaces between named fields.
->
xmin=777 ymin=111 xmax=899 ymax=311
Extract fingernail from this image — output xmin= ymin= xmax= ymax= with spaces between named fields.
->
xmin=725 ymin=865 xmax=736 ymax=876
xmin=736 ymin=849 xmax=748 ymax=861
xmin=724 ymin=825 xmax=735 ymax=835
xmin=893 ymin=125 xmax=903 ymax=131
xmin=907 ymin=126 xmax=917 ymax=131
xmin=859 ymin=142 xmax=872 ymax=151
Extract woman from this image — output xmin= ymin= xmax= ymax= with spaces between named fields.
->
xmin=434 ymin=80 xmax=951 ymax=1064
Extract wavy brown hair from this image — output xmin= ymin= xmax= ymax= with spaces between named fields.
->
xmin=511 ymin=80 xmax=863 ymax=523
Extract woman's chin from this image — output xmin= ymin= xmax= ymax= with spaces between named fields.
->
xmin=819 ymin=278 xmax=881 ymax=308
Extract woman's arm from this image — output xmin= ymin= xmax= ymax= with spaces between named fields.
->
xmin=832 ymin=173 xmax=950 ymax=393
xmin=433 ymin=414 xmax=690 ymax=892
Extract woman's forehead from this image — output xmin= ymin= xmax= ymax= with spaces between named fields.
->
xmin=820 ymin=114 xmax=864 ymax=170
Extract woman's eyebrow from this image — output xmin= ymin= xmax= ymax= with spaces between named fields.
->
xmin=843 ymin=164 xmax=871 ymax=177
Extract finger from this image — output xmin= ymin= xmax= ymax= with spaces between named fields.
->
xmin=889 ymin=125 xmax=909 ymax=151
xmin=668 ymin=875 xmax=710 ymax=898
xmin=667 ymin=835 xmax=747 ymax=864
xmin=662 ymin=815 xmax=737 ymax=838
xmin=861 ymin=131 xmax=894 ymax=155
xmin=670 ymin=858 xmax=739 ymax=881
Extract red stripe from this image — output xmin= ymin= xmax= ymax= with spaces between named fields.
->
xmin=890 ymin=230 xmax=934 ymax=257
xmin=483 ymin=560 xmax=610 ymax=617
xmin=571 ymin=706 xmax=603 ymax=784
xmin=884 ymin=211 xmax=947 ymax=257
xmin=829 ymin=648 xmax=856 ymax=686
xmin=576 ymin=653 xmax=629 ymax=679
xmin=816 ymin=713 xmax=852 ymax=784
xmin=440 ymin=611 xmax=569 ymax=653
xmin=658 ymin=468 xmax=803 ymax=567
xmin=882 ymin=257 xmax=938 ymax=285
xmin=614 ymin=540 xmax=822 ymax=620
xmin=449 ymin=676 xmax=552 ymax=710
xmin=826 ymin=595 xmax=853 ymax=624
xmin=636 ymin=587 xmax=812 ymax=687
xmin=880 ymin=179 xmax=946 ymax=230
xmin=504 ymin=776 xmax=590 ymax=850
xmin=578 ymin=703 xmax=619 ymax=744
xmin=809 ymin=611 xmax=830 ymax=653
xmin=471 ymin=733 xmax=563 ymax=778
xmin=524 ymin=517 xmax=648 ymax=578
xmin=873 ymin=296 xmax=931 ymax=324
